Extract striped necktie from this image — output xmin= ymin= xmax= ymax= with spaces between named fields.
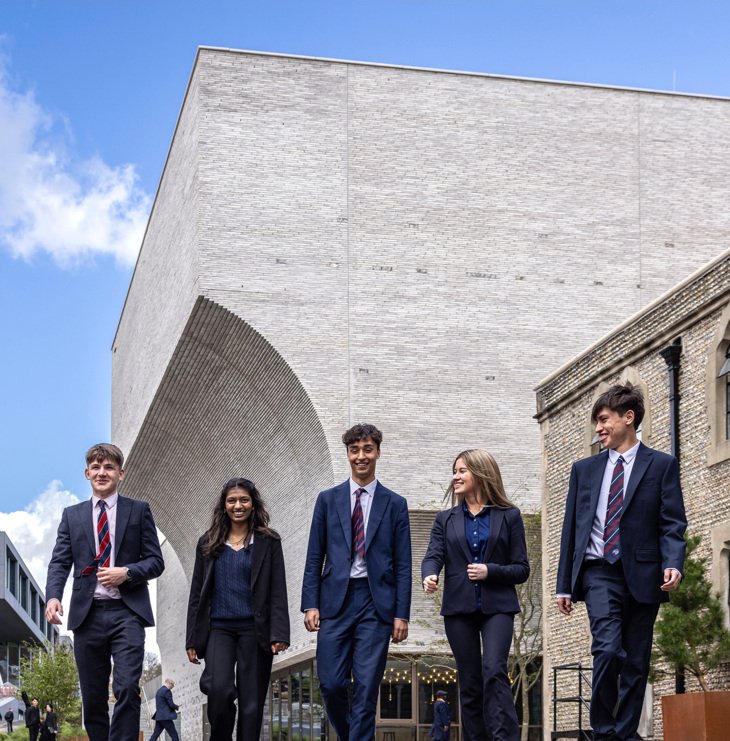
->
xmin=603 ymin=456 xmax=625 ymax=563
xmin=82 ymin=500 xmax=112 ymax=575
xmin=352 ymin=488 xmax=366 ymax=558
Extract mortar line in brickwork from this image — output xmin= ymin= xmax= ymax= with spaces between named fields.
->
xmin=346 ymin=62 xmax=352 ymax=425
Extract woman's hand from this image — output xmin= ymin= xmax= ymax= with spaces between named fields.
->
xmin=423 ymin=575 xmax=439 ymax=594
xmin=271 ymin=642 xmax=288 ymax=655
xmin=467 ymin=563 xmax=488 ymax=581
xmin=187 ymin=647 xmax=200 ymax=664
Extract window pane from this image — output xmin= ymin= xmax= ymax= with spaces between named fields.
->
xmin=380 ymin=659 xmax=412 ymax=719
xmin=417 ymin=657 xmax=459 ymax=725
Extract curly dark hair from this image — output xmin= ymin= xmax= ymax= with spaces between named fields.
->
xmin=202 ymin=478 xmax=279 ymax=558
xmin=342 ymin=423 xmax=383 ymax=450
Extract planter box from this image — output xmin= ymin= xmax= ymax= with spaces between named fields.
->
xmin=662 ymin=691 xmax=730 ymax=741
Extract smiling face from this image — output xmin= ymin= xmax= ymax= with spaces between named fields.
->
xmin=85 ymin=458 xmax=124 ymax=499
xmin=224 ymin=487 xmax=254 ymax=526
xmin=594 ymin=406 xmax=638 ymax=453
xmin=452 ymin=457 xmax=478 ymax=501
xmin=347 ymin=436 xmax=380 ymax=486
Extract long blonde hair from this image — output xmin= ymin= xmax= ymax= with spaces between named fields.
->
xmin=446 ymin=449 xmax=515 ymax=508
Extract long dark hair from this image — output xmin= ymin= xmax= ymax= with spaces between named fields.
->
xmin=202 ymin=477 xmax=280 ymax=558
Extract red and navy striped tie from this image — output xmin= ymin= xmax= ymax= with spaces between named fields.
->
xmin=352 ymin=488 xmax=366 ymax=558
xmin=82 ymin=500 xmax=111 ymax=575
xmin=603 ymin=456 xmax=625 ymax=563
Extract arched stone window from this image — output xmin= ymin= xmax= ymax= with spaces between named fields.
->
xmin=584 ymin=368 xmax=651 ymax=457
xmin=706 ymin=301 xmax=730 ymax=466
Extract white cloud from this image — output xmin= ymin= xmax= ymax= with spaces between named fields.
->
xmin=0 ymin=54 xmax=151 ymax=267
xmin=0 ymin=480 xmax=80 ymax=588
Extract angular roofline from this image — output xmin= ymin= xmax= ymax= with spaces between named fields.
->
xmin=113 ymin=44 xmax=730 ymax=346
xmin=535 ymin=245 xmax=730 ymax=391
xmin=199 ymin=45 xmax=730 ymax=102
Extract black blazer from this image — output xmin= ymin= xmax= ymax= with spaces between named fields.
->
xmin=421 ymin=505 xmax=529 ymax=615
xmin=45 ymin=496 xmax=164 ymax=630
xmin=186 ymin=532 xmax=290 ymax=658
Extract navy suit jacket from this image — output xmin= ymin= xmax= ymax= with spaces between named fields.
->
xmin=45 ymin=496 xmax=164 ymax=630
xmin=301 ymin=480 xmax=412 ymax=624
xmin=556 ymin=442 xmax=686 ymax=604
xmin=421 ymin=505 xmax=529 ymax=615
xmin=153 ymin=685 xmax=178 ymax=721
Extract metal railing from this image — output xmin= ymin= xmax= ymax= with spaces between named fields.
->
xmin=551 ymin=662 xmax=593 ymax=740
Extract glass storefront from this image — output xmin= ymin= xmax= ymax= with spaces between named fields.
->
xmin=270 ymin=654 xmax=541 ymax=740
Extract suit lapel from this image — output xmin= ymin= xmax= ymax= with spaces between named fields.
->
xmin=483 ymin=507 xmax=505 ymax=563
xmin=589 ymin=450 xmax=609 ymax=518
xmin=448 ymin=506 xmax=473 ymax=564
xmin=623 ymin=442 xmax=652 ymax=512
xmin=115 ymin=496 xmax=132 ymax=556
xmin=366 ymin=483 xmax=389 ymax=550
xmin=79 ymin=499 xmax=96 ymax=554
xmin=335 ymin=481 xmax=352 ymax=553
xmin=251 ymin=534 xmax=265 ymax=587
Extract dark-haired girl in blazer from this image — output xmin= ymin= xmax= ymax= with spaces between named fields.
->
xmin=422 ymin=449 xmax=529 ymax=741
xmin=186 ymin=477 xmax=290 ymax=740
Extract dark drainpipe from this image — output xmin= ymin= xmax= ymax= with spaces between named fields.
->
xmin=659 ymin=336 xmax=683 ymax=694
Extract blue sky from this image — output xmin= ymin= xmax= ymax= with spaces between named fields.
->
xmin=1 ymin=0 xmax=730 ymax=579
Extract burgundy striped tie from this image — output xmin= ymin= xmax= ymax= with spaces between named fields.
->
xmin=82 ymin=500 xmax=111 ymax=575
xmin=603 ymin=456 xmax=625 ymax=563
xmin=352 ymin=488 xmax=366 ymax=558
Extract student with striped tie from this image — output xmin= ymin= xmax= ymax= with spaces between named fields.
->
xmin=556 ymin=385 xmax=687 ymax=741
xmin=302 ymin=424 xmax=412 ymax=741
xmin=45 ymin=444 xmax=164 ymax=741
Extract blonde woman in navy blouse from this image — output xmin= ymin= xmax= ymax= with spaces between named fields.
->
xmin=422 ymin=450 xmax=529 ymax=741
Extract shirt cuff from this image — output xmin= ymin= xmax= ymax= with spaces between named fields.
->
xmin=556 ymin=593 xmax=571 ymax=599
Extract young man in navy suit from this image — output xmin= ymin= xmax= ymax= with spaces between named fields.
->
xmin=302 ymin=423 xmax=412 ymax=741
xmin=556 ymin=385 xmax=687 ymax=741
xmin=45 ymin=444 xmax=164 ymax=741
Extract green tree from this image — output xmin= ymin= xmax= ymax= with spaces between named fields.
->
xmin=508 ymin=512 xmax=543 ymax=741
xmin=18 ymin=642 xmax=82 ymax=726
xmin=653 ymin=533 xmax=730 ymax=691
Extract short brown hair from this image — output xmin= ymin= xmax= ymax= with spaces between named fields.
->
xmin=85 ymin=443 xmax=124 ymax=468
xmin=591 ymin=384 xmax=645 ymax=430
xmin=342 ymin=423 xmax=383 ymax=450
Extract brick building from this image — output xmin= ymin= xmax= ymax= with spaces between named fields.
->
xmin=112 ymin=47 xmax=730 ymax=739
xmin=536 ymin=249 xmax=730 ymax=738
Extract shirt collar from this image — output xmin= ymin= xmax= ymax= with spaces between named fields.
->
xmin=349 ymin=478 xmax=378 ymax=496
xmin=608 ymin=440 xmax=640 ymax=465
xmin=92 ymin=492 xmax=118 ymax=510
xmin=462 ymin=501 xmax=490 ymax=518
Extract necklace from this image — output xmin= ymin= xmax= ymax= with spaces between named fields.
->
xmin=226 ymin=531 xmax=251 ymax=548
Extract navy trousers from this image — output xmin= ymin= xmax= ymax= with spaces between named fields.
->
xmin=444 ymin=611 xmax=518 ymax=741
xmin=316 ymin=579 xmax=392 ymax=741
xmin=581 ymin=560 xmax=659 ymax=741
xmin=149 ymin=719 xmax=179 ymax=741
xmin=73 ymin=600 xmax=145 ymax=741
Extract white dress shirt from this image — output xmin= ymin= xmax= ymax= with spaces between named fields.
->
xmin=91 ymin=492 xmax=121 ymax=600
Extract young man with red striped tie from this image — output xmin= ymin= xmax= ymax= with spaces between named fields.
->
xmin=45 ymin=444 xmax=164 ymax=741
xmin=302 ymin=424 xmax=412 ymax=741
xmin=556 ymin=385 xmax=686 ymax=741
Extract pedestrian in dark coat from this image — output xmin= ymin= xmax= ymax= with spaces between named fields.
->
xmin=429 ymin=690 xmax=451 ymax=740
xmin=149 ymin=679 xmax=180 ymax=741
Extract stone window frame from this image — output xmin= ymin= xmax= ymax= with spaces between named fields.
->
xmin=707 ymin=301 xmax=730 ymax=466
xmin=584 ymin=368 xmax=652 ymax=457
xmin=710 ymin=520 xmax=730 ymax=629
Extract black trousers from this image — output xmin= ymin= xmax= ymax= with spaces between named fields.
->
xmin=29 ymin=724 xmax=40 ymax=741
xmin=444 ymin=612 xmax=518 ymax=741
xmin=73 ymin=600 xmax=145 ymax=741
xmin=581 ymin=560 xmax=659 ymax=741
xmin=201 ymin=623 xmax=273 ymax=740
